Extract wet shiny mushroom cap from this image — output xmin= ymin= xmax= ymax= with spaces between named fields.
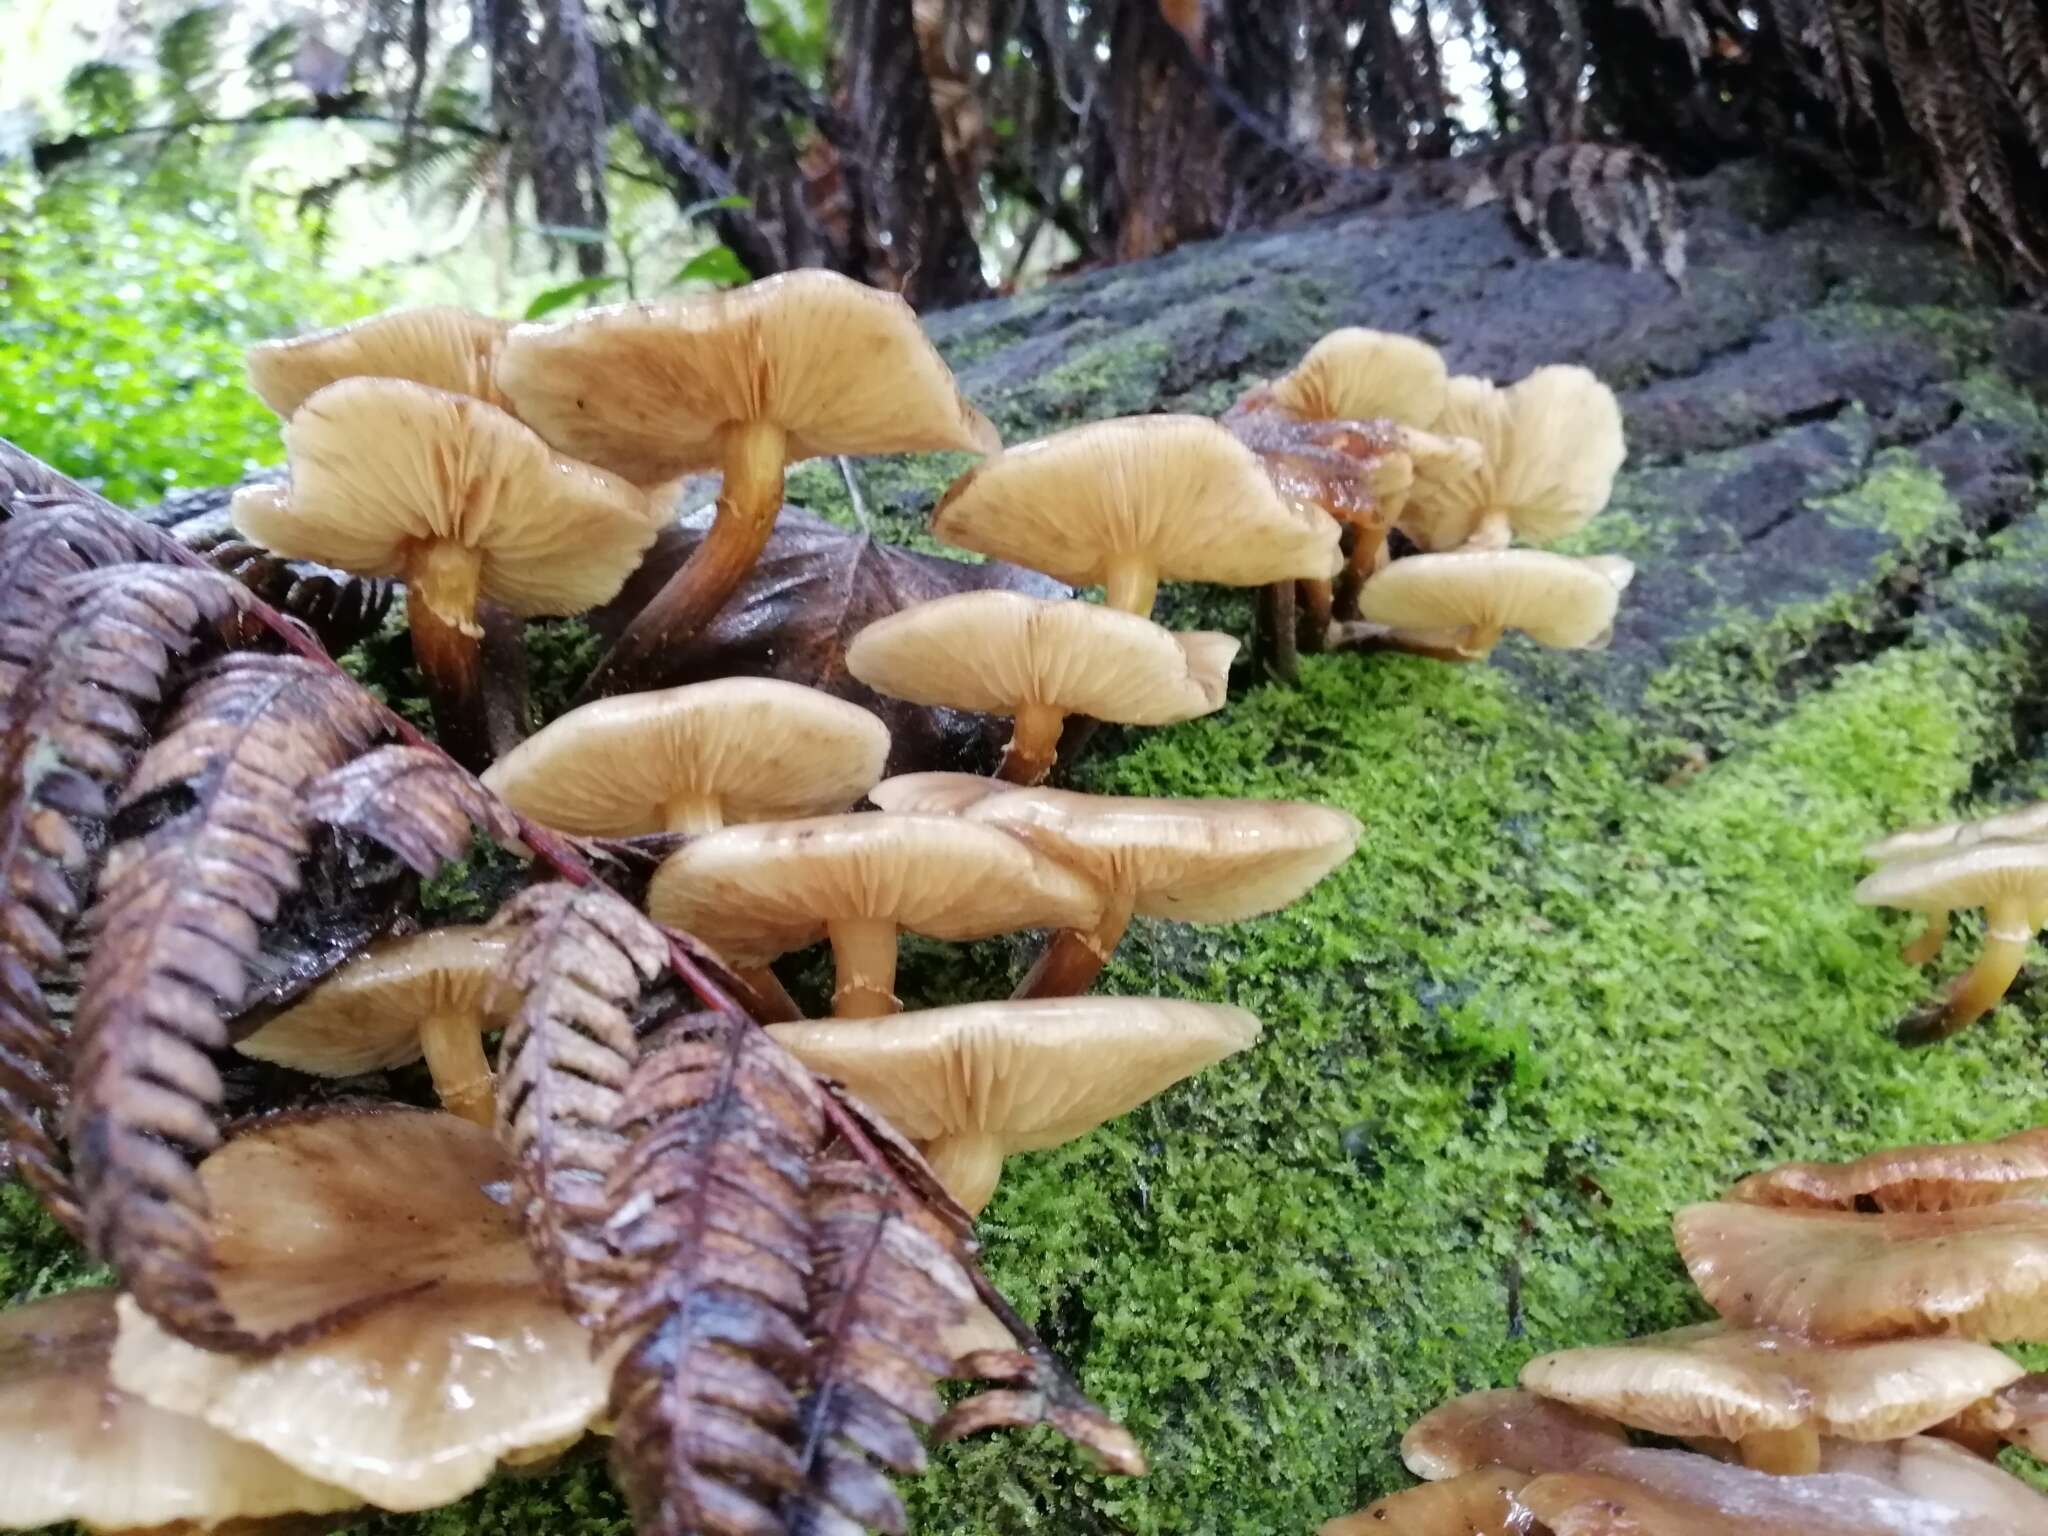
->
xmin=930 ymin=414 xmax=1342 ymax=595
xmin=247 ymin=305 xmax=513 ymax=416
xmin=0 ymin=1288 xmax=357 ymax=1532
xmin=1263 ymin=328 xmax=1451 ymax=427
xmin=1822 ymin=1436 xmax=2048 ymax=1530
xmin=495 ymin=269 xmax=999 ymax=486
xmin=845 ymin=590 xmax=1238 ymax=725
xmin=645 ymin=812 xmax=1104 ymax=965
xmin=1674 ymin=1201 xmax=2048 ymax=1341
xmin=1319 ymin=1467 xmax=1532 ymax=1536
xmin=1854 ymin=842 xmax=2048 ymax=914
xmin=1727 ymin=1129 xmax=2048 ymax=1212
xmin=1358 ymin=549 xmax=1633 ymax=650
xmin=1399 ymin=1388 xmax=1628 ymax=1480
xmin=1864 ymin=800 xmax=2048 ymax=863
xmin=481 ymin=677 xmax=892 ymax=835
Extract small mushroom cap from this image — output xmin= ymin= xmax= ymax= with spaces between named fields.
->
xmin=480 ymin=678 xmax=891 ymax=835
xmin=768 ymin=995 xmax=1259 ymax=1151
xmin=646 ymin=812 xmax=1104 ymax=965
xmin=1822 ymin=1436 xmax=2048 ymax=1530
xmin=845 ymin=590 xmax=1238 ymax=726
xmin=495 ymin=269 xmax=999 ymax=485
xmin=872 ymin=775 xmax=1359 ymax=921
xmin=1674 ymin=1201 xmax=2048 ymax=1341
xmin=0 ymin=1288 xmax=357 ymax=1532
xmin=1358 ymin=550 xmax=1629 ymax=649
xmin=1727 ymin=1130 xmax=2048 ymax=1212
xmin=237 ymin=926 xmax=513 ymax=1075
xmin=869 ymin=771 xmax=1013 ymax=818
xmin=1264 ymin=328 xmax=1450 ymax=428
xmin=1853 ymin=842 xmax=2048 ymax=913
xmin=1518 ymin=1323 xmax=2021 ymax=1443
xmin=1319 ymin=1468 xmax=1532 ymax=1536
xmin=1402 ymin=375 xmax=1511 ymax=549
xmin=1865 ymin=801 xmax=2048 ymax=864
xmin=1400 ymin=1388 xmax=1627 ymax=1480
xmin=230 ymin=377 xmax=655 ymax=622
xmin=1866 ymin=819 xmax=1967 ymax=863
xmin=109 ymin=1106 xmax=609 ymax=1511
xmin=930 ymin=415 xmax=1342 ymax=590
xmin=247 ymin=305 xmax=512 ymax=417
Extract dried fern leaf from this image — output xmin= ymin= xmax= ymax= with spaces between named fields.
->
xmin=493 ymin=881 xmax=669 ymax=1321
xmin=302 ymin=745 xmax=521 ymax=879
xmin=934 ymin=1347 xmax=1149 ymax=1476
xmin=602 ymin=1015 xmax=826 ymax=1536
xmin=0 ymin=565 xmax=255 ymax=1234
xmin=0 ymin=438 xmax=120 ymax=519
xmin=184 ymin=526 xmax=395 ymax=658
xmin=70 ymin=653 xmax=384 ymax=1350
xmin=784 ymin=1161 xmax=975 ymax=1536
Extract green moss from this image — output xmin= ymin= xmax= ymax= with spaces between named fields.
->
xmin=1819 ymin=453 xmax=1962 ymax=544
xmin=525 ymin=618 xmax=605 ymax=723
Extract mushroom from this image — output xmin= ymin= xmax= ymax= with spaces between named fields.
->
xmin=1399 ymin=1388 xmax=1628 ymax=1480
xmin=480 ymin=678 xmax=891 ymax=836
xmin=928 ymin=415 xmax=1341 ymax=616
xmin=768 ymin=995 xmax=1260 ymax=1211
xmin=869 ymin=773 xmax=1360 ymax=996
xmin=109 ymin=1106 xmax=609 ymax=1513
xmin=494 ymin=271 xmax=1000 ymax=691
xmin=1319 ymin=1468 xmax=1532 ymax=1536
xmin=1673 ymin=1200 xmax=2048 ymax=1342
xmin=1517 ymin=1323 xmax=2022 ymax=1475
xmin=1854 ymin=842 xmax=2048 ymax=1042
xmin=1403 ymin=366 xmax=1626 ymax=551
xmin=1821 ymin=1436 xmax=2048 ymax=1527
xmin=844 ymin=590 xmax=1238 ymax=784
xmin=1861 ymin=805 xmax=2048 ymax=970
xmin=1246 ymin=327 xmax=1451 ymax=428
xmin=646 ymin=813 xmax=1103 ymax=1017
xmin=246 ymin=305 xmax=512 ymax=417
xmin=235 ymin=927 xmax=515 ymax=1126
xmin=1351 ymin=549 xmax=1634 ymax=660
xmin=230 ymin=377 xmax=654 ymax=768
xmin=1937 ymin=1372 xmax=2048 ymax=1459
xmin=0 ymin=1288 xmax=357 ymax=1532
xmin=1726 ymin=1128 xmax=2048 ymax=1212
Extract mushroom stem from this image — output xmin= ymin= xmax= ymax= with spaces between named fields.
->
xmin=660 ymin=796 xmax=726 ymax=836
xmin=1736 ymin=1423 xmax=1820 ymax=1476
xmin=999 ymin=704 xmax=1067 ymax=786
xmin=1460 ymin=622 xmax=1506 ymax=659
xmin=1902 ymin=910 xmax=1951 ymax=967
xmin=1015 ymin=888 xmax=1137 ymax=999
xmin=419 ymin=1012 xmax=495 ymax=1127
xmin=736 ymin=966 xmax=804 ymax=1024
xmin=1910 ymin=902 xmax=2034 ymax=1043
xmin=1334 ymin=524 xmax=1390 ymax=620
xmin=405 ymin=543 xmax=490 ymax=771
xmin=582 ymin=419 xmax=788 ymax=696
xmin=924 ymin=1133 xmax=1007 ymax=1215
xmin=1103 ymin=558 xmax=1160 ymax=616
xmin=1464 ymin=509 xmax=1514 ymax=550
xmin=1260 ymin=579 xmax=1300 ymax=684
xmin=1299 ymin=578 xmax=1334 ymax=652
xmin=827 ymin=917 xmax=901 ymax=1018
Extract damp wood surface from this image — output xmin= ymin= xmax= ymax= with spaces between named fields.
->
xmin=8 ymin=158 xmax=2048 ymax=1535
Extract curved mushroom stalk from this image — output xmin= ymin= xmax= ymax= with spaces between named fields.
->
xmin=1015 ymin=888 xmax=1137 ymax=999
xmin=405 ymin=542 xmax=489 ymax=766
xmin=1901 ymin=909 xmax=1951 ymax=966
xmin=1902 ymin=900 xmax=2036 ymax=1045
xmin=999 ymin=703 xmax=1068 ymax=785
xmin=419 ymin=1011 xmax=497 ymax=1127
xmin=1298 ymin=577 xmax=1336 ymax=652
xmin=925 ymin=1133 xmax=1008 ymax=1215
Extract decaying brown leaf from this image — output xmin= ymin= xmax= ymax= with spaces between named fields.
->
xmin=174 ymin=510 xmax=396 ymax=659
xmin=935 ymin=1347 xmax=1149 ymax=1477
xmin=70 ymin=653 xmax=385 ymax=1350
xmin=0 ymin=438 xmax=120 ymax=519
xmin=301 ymin=745 xmax=522 ymax=879
xmin=593 ymin=506 xmax=1070 ymax=776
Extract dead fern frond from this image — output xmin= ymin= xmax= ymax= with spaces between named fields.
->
xmin=1480 ymin=143 xmax=1688 ymax=285
xmin=301 ymin=745 xmax=521 ymax=880
xmin=0 ymin=565 xmax=255 ymax=1233
xmin=493 ymin=881 xmax=670 ymax=1322
xmin=180 ymin=525 xmax=395 ymax=658
xmin=0 ymin=439 xmax=119 ymax=518
xmin=602 ymin=1014 xmax=827 ymax=1536
xmin=934 ymin=1345 xmax=1149 ymax=1476
xmin=69 ymin=653 xmax=384 ymax=1349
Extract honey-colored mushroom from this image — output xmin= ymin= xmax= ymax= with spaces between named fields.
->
xmin=647 ymin=813 xmax=1102 ymax=1017
xmin=846 ymin=590 xmax=1237 ymax=784
xmin=235 ymin=927 xmax=515 ymax=1126
xmin=109 ymin=1107 xmax=609 ymax=1512
xmin=496 ymin=271 xmax=999 ymax=691
xmin=1726 ymin=1129 xmax=2048 ymax=1212
xmin=481 ymin=677 xmax=890 ymax=836
xmin=1862 ymin=801 xmax=2048 ymax=966
xmin=247 ymin=305 xmax=512 ymax=416
xmin=0 ymin=1288 xmax=357 ymax=1532
xmin=1354 ymin=548 xmax=1634 ymax=660
xmin=1938 ymin=1372 xmax=2048 ymax=1459
xmin=770 ymin=996 xmax=1259 ymax=1212
xmin=1399 ymin=1388 xmax=1628 ymax=1480
xmin=1319 ymin=1468 xmax=1532 ymax=1536
xmin=1253 ymin=327 xmax=1452 ymax=428
xmin=1821 ymin=1435 xmax=2048 ymax=1528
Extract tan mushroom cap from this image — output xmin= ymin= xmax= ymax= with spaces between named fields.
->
xmin=646 ymin=812 xmax=1103 ymax=965
xmin=769 ymin=996 xmax=1260 ymax=1211
xmin=1519 ymin=1324 xmax=2021 ymax=1445
xmin=480 ymin=678 xmax=891 ymax=835
xmin=871 ymin=773 xmax=1360 ymax=922
xmin=1866 ymin=800 xmax=2048 ymax=863
xmin=247 ymin=305 xmax=512 ymax=417
xmin=236 ymin=926 xmax=513 ymax=1075
xmin=1400 ymin=1388 xmax=1626 ymax=1480
xmin=110 ymin=1107 xmax=609 ymax=1512
xmin=1727 ymin=1129 xmax=2048 ymax=1212
xmin=0 ymin=1288 xmax=357 ymax=1532
xmin=845 ymin=590 xmax=1238 ymax=725
xmin=1320 ymin=1468 xmax=1532 ymax=1536
xmin=869 ymin=771 xmax=1013 ymax=818
xmin=1674 ymin=1200 xmax=2048 ymax=1341
xmin=1822 ymin=1437 xmax=2048 ymax=1530
xmin=1855 ymin=842 xmax=2048 ymax=912
xmin=930 ymin=415 xmax=1342 ymax=596
xmin=1358 ymin=549 xmax=1632 ymax=651
xmin=230 ymin=377 xmax=655 ymax=627
xmin=495 ymin=269 xmax=999 ymax=486
xmin=1264 ymin=328 xmax=1450 ymax=428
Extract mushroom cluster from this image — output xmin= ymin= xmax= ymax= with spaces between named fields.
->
xmin=1326 ymin=1127 xmax=2048 ymax=1534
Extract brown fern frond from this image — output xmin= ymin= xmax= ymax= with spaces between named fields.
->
xmin=301 ymin=745 xmax=521 ymax=880
xmin=493 ymin=881 xmax=670 ymax=1322
xmin=784 ymin=1161 xmax=975 ymax=1536
xmin=69 ymin=653 xmax=384 ymax=1350
xmin=934 ymin=1346 xmax=1148 ymax=1476
xmin=180 ymin=526 xmax=395 ymax=658
xmin=0 ymin=439 xmax=119 ymax=519
xmin=1998 ymin=0 xmax=2048 ymax=159
xmin=602 ymin=1015 xmax=827 ymax=1536
xmin=1491 ymin=143 xmax=1687 ymax=284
